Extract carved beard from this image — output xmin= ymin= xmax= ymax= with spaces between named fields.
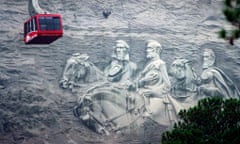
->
xmin=112 ymin=52 xmax=129 ymax=61
xmin=116 ymin=52 xmax=126 ymax=61
xmin=116 ymin=54 xmax=129 ymax=61
xmin=146 ymin=51 xmax=158 ymax=59
xmin=203 ymin=59 xmax=214 ymax=69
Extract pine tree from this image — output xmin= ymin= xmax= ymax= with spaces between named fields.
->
xmin=219 ymin=0 xmax=240 ymax=45
xmin=161 ymin=97 xmax=240 ymax=144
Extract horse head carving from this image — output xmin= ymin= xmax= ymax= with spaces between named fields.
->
xmin=60 ymin=53 xmax=105 ymax=89
xmin=170 ymin=58 xmax=198 ymax=97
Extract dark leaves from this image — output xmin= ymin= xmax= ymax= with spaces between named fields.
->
xmin=220 ymin=0 xmax=240 ymax=45
xmin=162 ymin=97 xmax=240 ymax=144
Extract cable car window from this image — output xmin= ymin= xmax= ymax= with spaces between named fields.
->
xmin=32 ymin=18 xmax=35 ymax=31
xmin=27 ymin=21 xmax=30 ymax=33
xmin=30 ymin=19 xmax=33 ymax=31
xmin=38 ymin=16 xmax=61 ymax=30
xmin=34 ymin=17 xmax=37 ymax=31
xmin=53 ymin=17 xmax=61 ymax=30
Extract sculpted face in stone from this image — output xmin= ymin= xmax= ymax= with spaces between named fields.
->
xmin=203 ymin=49 xmax=215 ymax=69
xmin=113 ymin=40 xmax=129 ymax=61
xmin=105 ymin=40 xmax=136 ymax=82
xmin=115 ymin=42 xmax=128 ymax=60
xmin=146 ymin=40 xmax=161 ymax=59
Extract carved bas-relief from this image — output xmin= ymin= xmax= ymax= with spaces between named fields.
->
xmin=104 ymin=40 xmax=137 ymax=82
xmin=170 ymin=58 xmax=198 ymax=96
xmin=69 ymin=40 xmax=140 ymax=134
xmin=131 ymin=40 xmax=176 ymax=126
xmin=72 ymin=40 xmax=179 ymax=135
xmin=168 ymin=58 xmax=200 ymax=113
xmin=59 ymin=53 xmax=105 ymax=89
xmin=199 ymin=49 xmax=240 ymax=99
xmin=60 ymin=40 xmax=240 ymax=135
xmin=60 ymin=40 xmax=137 ymax=90
xmin=74 ymin=83 xmax=145 ymax=135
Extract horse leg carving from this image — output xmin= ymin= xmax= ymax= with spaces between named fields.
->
xmin=73 ymin=105 xmax=81 ymax=117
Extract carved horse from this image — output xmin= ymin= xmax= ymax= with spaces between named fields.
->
xmin=170 ymin=58 xmax=198 ymax=95
xmin=72 ymin=58 xmax=201 ymax=135
xmin=60 ymin=53 xmax=106 ymax=89
xmin=73 ymin=84 xmax=178 ymax=135
xmin=168 ymin=58 xmax=200 ymax=113
xmin=73 ymin=83 xmax=146 ymax=135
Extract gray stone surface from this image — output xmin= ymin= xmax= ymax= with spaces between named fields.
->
xmin=0 ymin=0 xmax=240 ymax=143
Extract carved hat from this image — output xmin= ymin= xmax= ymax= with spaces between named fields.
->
xmin=72 ymin=53 xmax=89 ymax=61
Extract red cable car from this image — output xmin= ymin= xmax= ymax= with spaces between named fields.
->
xmin=24 ymin=14 xmax=63 ymax=44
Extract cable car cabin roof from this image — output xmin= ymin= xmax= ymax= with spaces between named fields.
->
xmin=24 ymin=14 xmax=63 ymax=44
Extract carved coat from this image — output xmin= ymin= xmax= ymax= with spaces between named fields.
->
xmin=137 ymin=58 xmax=171 ymax=97
xmin=201 ymin=66 xmax=240 ymax=98
xmin=104 ymin=59 xmax=137 ymax=83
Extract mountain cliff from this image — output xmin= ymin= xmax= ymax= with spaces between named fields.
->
xmin=0 ymin=0 xmax=240 ymax=143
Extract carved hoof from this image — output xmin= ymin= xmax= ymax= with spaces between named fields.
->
xmin=97 ymin=126 xmax=110 ymax=136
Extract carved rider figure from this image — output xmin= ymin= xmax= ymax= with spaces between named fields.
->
xmin=136 ymin=40 xmax=171 ymax=117
xmin=104 ymin=40 xmax=137 ymax=83
xmin=199 ymin=48 xmax=240 ymax=98
xmin=137 ymin=40 xmax=171 ymax=97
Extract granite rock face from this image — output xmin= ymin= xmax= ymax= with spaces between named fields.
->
xmin=0 ymin=0 xmax=240 ymax=143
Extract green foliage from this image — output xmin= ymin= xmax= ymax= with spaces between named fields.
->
xmin=219 ymin=29 xmax=227 ymax=38
xmin=220 ymin=0 xmax=240 ymax=45
xmin=232 ymin=29 xmax=240 ymax=38
xmin=162 ymin=97 xmax=240 ymax=144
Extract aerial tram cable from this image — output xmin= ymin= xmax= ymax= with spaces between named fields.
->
xmin=24 ymin=0 xmax=63 ymax=44
xmin=28 ymin=0 xmax=48 ymax=16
